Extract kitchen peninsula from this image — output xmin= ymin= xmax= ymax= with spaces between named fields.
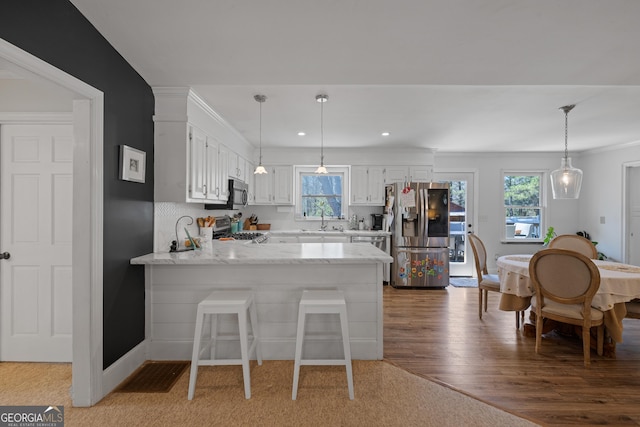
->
xmin=131 ymin=241 xmax=392 ymax=361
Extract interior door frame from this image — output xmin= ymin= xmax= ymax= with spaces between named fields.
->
xmin=622 ymin=160 xmax=640 ymax=264
xmin=0 ymin=39 xmax=104 ymax=407
xmin=433 ymin=168 xmax=478 ymax=277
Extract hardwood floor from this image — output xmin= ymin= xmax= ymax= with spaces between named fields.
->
xmin=383 ymin=285 xmax=640 ymax=426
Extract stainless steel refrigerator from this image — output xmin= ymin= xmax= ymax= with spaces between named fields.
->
xmin=386 ymin=182 xmax=450 ymax=288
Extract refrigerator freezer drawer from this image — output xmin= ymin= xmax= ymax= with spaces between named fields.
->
xmin=392 ymin=247 xmax=449 ymax=288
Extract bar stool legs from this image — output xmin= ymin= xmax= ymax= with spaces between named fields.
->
xmin=188 ymin=290 xmax=262 ymax=400
xmin=292 ymin=290 xmax=354 ymax=400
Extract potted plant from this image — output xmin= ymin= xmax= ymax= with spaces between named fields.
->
xmin=543 ymin=226 xmax=556 ymax=247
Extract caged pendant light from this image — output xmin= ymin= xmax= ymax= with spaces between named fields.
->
xmin=315 ymin=94 xmax=328 ymax=174
xmin=550 ymin=104 xmax=582 ymax=199
xmin=253 ymin=94 xmax=268 ymax=175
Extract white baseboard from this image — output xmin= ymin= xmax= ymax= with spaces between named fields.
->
xmin=101 ymin=340 xmax=148 ymax=397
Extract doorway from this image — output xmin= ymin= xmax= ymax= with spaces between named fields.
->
xmin=624 ymin=162 xmax=640 ymax=265
xmin=433 ymin=170 xmax=476 ymax=277
xmin=0 ymin=39 xmax=104 ymax=406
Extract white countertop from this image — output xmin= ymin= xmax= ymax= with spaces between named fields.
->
xmin=131 ymin=242 xmax=393 ymax=265
xmin=266 ymin=229 xmax=390 ymax=236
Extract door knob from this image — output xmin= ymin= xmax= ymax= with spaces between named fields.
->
xmin=0 ymin=252 xmax=10 ymax=260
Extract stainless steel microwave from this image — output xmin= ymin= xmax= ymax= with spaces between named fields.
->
xmin=205 ymin=178 xmax=248 ymax=210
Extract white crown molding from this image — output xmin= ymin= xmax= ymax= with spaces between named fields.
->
xmin=583 ymin=139 xmax=640 ymax=155
xmin=187 ymin=89 xmax=250 ymax=145
xmin=152 ymin=86 xmax=250 ymax=145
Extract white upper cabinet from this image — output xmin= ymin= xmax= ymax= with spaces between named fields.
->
xmin=273 ymin=166 xmax=293 ymax=204
xmin=409 ymin=166 xmax=432 ymax=182
xmin=188 ymin=125 xmax=225 ymax=203
xmin=383 ymin=166 xmax=433 ymax=184
xmin=188 ymin=126 xmax=208 ymax=200
xmin=153 ymin=87 xmax=254 ymax=204
xmin=218 ymin=144 xmax=230 ymax=201
xmin=229 ymin=152 xmax=249 ymax=181
xmin=351 ymin=166 xmax=385 ymax=205
xmin=252 ymin=165 xmax=293 ymax=205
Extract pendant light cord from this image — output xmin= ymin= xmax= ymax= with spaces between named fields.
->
xmin=315 ymin=94 xmax=328 ymax=169
xmin=320 ymin=97 xmax=324 ymax=166
xmin=259 ymin=99 xmax=263 ymax=162
xmin=254 ymin=94 xmax=266 ymax=165
xmin=561 ymin=104 xmax=575 ymax=162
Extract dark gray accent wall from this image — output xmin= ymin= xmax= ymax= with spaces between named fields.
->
xmin=1 ymin=0 xmax=154 ymax=368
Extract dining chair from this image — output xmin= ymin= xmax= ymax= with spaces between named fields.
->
xmin=529 ymin=248 xmax=604 ymax=367
xmin=548 ymin=234 xmax=598 ymax=259
xmin=624 ymin=299 xmax=640 ymax=319
xmin=468 ymin=233 xmax=524 ymax=328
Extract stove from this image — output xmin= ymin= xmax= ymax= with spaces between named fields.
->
xmin=212 ymin=216 xmax=263 ymax=241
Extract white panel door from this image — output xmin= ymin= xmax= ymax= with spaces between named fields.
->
xmin=628 ymin=166 xmax=640 ymax=265
xmin=433 ymin=171 xmax=475 ymax=277
xmin=1 ymin=124 xmax=73 ymax=362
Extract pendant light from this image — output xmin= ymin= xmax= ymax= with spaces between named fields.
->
xmin=550 ymin=104 xmax=582 ymax=199
xmin=253 ymin=94 xmax=268 ymax=175
xmin=315 ymin=94 xmax=328 ymax=174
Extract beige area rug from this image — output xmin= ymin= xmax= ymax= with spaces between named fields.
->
xmin=0 ymin=360 xmax=538 ymax=427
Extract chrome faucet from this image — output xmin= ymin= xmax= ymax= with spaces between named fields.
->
xmin=320 ymin=211 xmax=328 ymax=231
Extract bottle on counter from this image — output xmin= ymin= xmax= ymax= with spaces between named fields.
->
xmin=350 ymin=214 xmax=358 ymax=230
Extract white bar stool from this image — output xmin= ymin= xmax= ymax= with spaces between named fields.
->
xmin=292 ymin=290 xmax=354 ymax=400
xmin=187 ymin=290 xmax=262 ymax=400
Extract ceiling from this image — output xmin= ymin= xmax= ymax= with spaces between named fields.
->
xmin=55 ymin=1 xmax=640 ymax=153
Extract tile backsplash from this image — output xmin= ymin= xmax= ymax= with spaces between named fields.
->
xmin=154 ymin=202 xmax=384 ymax=252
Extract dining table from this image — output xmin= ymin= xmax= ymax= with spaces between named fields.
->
xmin=497 ymin=254 xmax=640 ymax=344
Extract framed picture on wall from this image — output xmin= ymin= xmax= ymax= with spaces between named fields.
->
xmin=120 ymin=145 xmax=146 ymax=183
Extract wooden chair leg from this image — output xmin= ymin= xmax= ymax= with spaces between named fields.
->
xmin=478 ymin=289 xmax=483 ymax=319
xmin=582 ymin=322 xmax=591 ymax=367
xmin=535 ymin=313 xmax=543 ymax=355
xmin=596 ymin=324 xmax=604 ymax=357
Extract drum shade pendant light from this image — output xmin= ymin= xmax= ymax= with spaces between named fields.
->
xmin=315 ymin=94 xmax=328 ymax=174
xmin=253 ymin=94 xmax=268 ymax=175
xmin=550 ymin=104 xmax=582 ymax=199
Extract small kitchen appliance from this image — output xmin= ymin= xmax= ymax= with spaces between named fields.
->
xmin=205 ymin=178 xmax=248 ymax=210
xmin=370 ymin=214 xmax=384 ymax=230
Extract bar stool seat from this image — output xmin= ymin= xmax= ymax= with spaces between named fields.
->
xmin=187 ymin=290 xmax=262 ymax=400
xmin=292 ymin=290 xmax=354 ymax=400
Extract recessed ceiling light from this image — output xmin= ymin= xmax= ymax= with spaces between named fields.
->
xmin=298 ymin=132 xmax=306 ymax=136
xmin=381 ymin=132 xmax=390 ymax=136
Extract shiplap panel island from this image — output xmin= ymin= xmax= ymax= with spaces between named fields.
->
xmin=131 ymin=242 xmax=392 ymax=361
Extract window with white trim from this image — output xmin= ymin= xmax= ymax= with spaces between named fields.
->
xmin=503 ymin=171 xmax=545 ymax=241
xmin=295 ymin=166 xmax=348 ymax=220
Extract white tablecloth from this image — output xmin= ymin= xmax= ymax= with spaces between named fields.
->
xmin=497 ymin=254 xmax=640 ymax=342
xmin=497 ymin=254 xmax=640 ymax=311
